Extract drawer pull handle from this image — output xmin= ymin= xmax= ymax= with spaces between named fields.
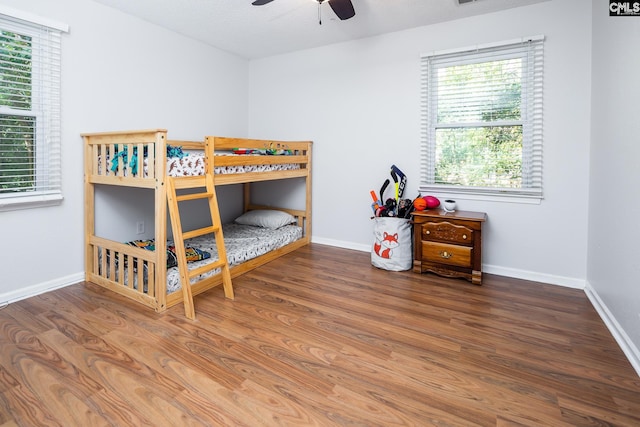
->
xmin=440 ymin=251 xmax=452 ymax=259
xmin=425 ymin=230 xmax=430 ymax=235
xmin=463 ymin=234 xmax=467 ymax=240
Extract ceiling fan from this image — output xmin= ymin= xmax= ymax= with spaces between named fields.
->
xmin=252 ymin=0 xmax=356 ymax=23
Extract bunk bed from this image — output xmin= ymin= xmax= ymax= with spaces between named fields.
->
xmin=82 ymin=129 xmax=312 ymax=313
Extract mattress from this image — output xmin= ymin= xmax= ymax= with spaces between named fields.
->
xmin=168 ymin=152 xmax=301 ymax=177
xmin=102 ymin=223 xmax=302 ymax=294
xmin=101 ymin=152 xmax=300 ymax=177
xmin=166 ymin=223 xmax=302 ymax=293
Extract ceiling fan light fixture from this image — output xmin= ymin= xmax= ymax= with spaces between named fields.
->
xmin=253 ymin=0 xmax=355 ymax=22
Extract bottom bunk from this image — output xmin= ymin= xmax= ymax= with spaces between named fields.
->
xmin=86 ymin=208 xmax=308 ymax=312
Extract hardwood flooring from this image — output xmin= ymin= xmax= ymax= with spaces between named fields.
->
xmin=1 ymin=243 xmax=639 ymax=426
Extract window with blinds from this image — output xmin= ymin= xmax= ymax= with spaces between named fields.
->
xmin=420 ymin=36 xmax=544 ymax=199
xmin=0 ymin=9 xmax=66 ymax=211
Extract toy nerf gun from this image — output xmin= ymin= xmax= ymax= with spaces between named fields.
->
xmin=370 ymin=190 xmax=382 ymax=214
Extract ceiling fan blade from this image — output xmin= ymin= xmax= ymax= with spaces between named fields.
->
xmin=252 ymin=0 xmax=274 ymax=5
xmin=328 ymin=0 xmax=355 ymax=20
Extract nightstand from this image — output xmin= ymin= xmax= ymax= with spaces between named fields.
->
xmin=411 ymin=209 xmax=487 ymax=285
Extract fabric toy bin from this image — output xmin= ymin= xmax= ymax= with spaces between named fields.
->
xmin=371 ymin=217 xmax=412 ymax=271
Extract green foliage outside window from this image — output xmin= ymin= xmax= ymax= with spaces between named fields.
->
xmin=434 ymin=57 xmax=524 ymax=189
xmin=0 ymin=29 xmax=36 ymax=193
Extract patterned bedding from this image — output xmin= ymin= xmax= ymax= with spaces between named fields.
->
xmin=105 ymin=223 xmax=302 ymax=294
xmin=169 ymin=152 xmax=301 ymax=177
xmin=166 ymin=223 xmax=301 ymax=293
xmin=101 ymin=152 xmax=300 ymax=177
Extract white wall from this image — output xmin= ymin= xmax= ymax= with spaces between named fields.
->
xmin=0 ymin=0 xmax=248 ymax=302
xmin=588 ymin=0 xmax=640 ymax=373
xmin=248 ymin=0 xmax=592 ymax=288
xmin=1 ymin=0 xmax=638 ymax=374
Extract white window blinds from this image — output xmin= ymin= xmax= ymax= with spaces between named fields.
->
xmin=0 ymin=9 xmax=66 ymax=210
xmin=420 ymin=36 xmax=544 ymax=198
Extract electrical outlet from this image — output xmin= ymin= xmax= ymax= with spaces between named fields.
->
xmin=136 ymin=221 xmax=145 ymax=235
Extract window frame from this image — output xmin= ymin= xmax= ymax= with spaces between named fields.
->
xmin=0 ymin=6 xmax=68 ymax=212
xmin=420 ymin=36 xmax=545 ymax=201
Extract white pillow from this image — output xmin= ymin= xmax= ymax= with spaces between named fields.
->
xmin=234 ymin=209 xmax=296 ymax=229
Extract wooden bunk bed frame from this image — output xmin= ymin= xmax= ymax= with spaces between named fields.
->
xmin=82 ymin=129 xmax=312 ymax=313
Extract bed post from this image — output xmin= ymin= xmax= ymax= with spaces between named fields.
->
xmin=305 ymin=142 xmax=312 ymax=241
xmin=154 ymin=130 xmax=168 ymax=311
xmin=243 ymin=183 xmax=251 ymax=213
xmin=83 ymin=135 xmax=95 ymax=282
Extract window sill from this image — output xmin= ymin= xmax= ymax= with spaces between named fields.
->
xmin=418 ymin=187 xmax=542 ymax=205
xmin=0 ymin=193 xmax=64 ymax=212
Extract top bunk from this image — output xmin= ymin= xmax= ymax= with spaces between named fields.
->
xmin=82 ymin=129 xmax=312 ymax=188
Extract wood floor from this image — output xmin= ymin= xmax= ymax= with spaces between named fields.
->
xmin=1 ymin=244 xmax=639 ymax=426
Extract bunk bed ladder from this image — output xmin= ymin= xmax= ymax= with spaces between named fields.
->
xmin=166 ymin=174 xmax=234 ymax=320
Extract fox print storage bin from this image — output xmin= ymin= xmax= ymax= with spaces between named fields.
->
xmin=371 ymin=217 xmax=412 ymax=271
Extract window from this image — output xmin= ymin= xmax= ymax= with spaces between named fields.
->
xmin=0 ymin=8 xmax=67 ymax=211
xmin=420 ymin=36 xmax=544 ymax=199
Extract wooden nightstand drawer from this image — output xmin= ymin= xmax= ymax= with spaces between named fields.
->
xmin=412 ymin=209 xmax=487 ymax=285
xmin=422 ymin=221 xmax=474 ymax=246
xmin=422 ymin=241 xmax=472 ymax=268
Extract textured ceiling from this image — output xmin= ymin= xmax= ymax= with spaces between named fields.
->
xmin=92 ymin=0 xmax=550 ymax=59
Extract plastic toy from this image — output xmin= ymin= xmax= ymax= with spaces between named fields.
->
xmin=424 ymin=195 xmax=440 ymax=209
xmin=413 ymin=197 xmax=427 ymax=211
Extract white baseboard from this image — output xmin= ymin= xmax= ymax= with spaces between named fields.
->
xmin=311 ymin=236 xmax=370 ymax=253
xmin=483 ymin=264 xmax=586 ymax=289
xmin=584 ymin=282 xmax=640 ymax=377
xmin=311 ymin=238 xmax=586 ymax=289
xmin=0 ymin=272 xmax=84 ymax=307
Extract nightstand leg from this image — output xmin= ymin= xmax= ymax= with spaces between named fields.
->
xmin=472 ymin=270 xmax=482 ymax=285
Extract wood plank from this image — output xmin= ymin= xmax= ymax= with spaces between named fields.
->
xmin=1 ymin=244 xmax=639 ymax=426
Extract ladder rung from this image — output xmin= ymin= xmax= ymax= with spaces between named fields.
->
xmin=166 ymin=172 xmax=234 ymax=319
xmin=188 ymin=259 xmax=228 ymax=279
xmin=170 ymin=176 xmax=207 ymax=189
xmin=182 ymin=225 xmax=220 ymax=240
xmin=176 ymin=192 xmax=213 ymax=202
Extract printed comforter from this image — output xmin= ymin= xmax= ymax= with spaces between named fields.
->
xmin=166 ymin=223 xmax=302 ymax=293
xmin=101 ymin=153 xmax=300 ymax=177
